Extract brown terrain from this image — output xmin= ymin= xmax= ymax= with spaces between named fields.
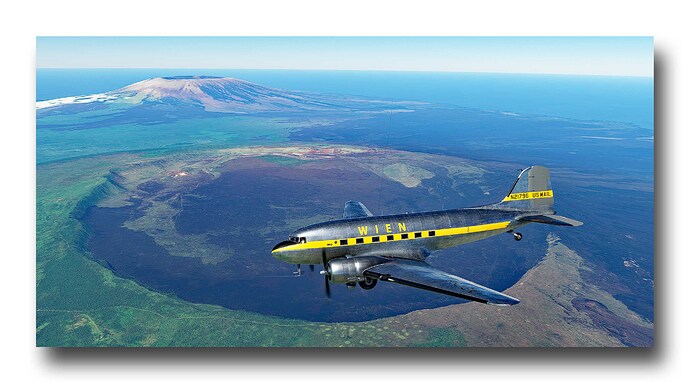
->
xmin=395 ymin=234 xmax=654 ymax=346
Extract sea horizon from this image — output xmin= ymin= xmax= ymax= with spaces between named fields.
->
xmin=36 ymin=68 xmax=654 ymax=130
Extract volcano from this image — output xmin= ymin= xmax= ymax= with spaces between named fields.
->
xmin=113 ymin=76 xmax=348 ymax=113
xmin=37 ymin=75 xmax=399 ymax=114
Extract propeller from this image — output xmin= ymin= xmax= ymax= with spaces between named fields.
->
xmin=321 ymin=250 xmax=331 ymax=298
xmin=309 ymin=265 xmax=314 ymax=272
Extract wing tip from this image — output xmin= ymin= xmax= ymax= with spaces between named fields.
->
xmin=487 ymin=295 xmax=520 ymax=306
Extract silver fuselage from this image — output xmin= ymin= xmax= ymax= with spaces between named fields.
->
xmin=272 ymin=207 xmax=529 ymax=264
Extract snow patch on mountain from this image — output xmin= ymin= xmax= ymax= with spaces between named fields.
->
xmin=36 ymin=76 xmax=423 ymax=114
xmin=36 ymin=93 xmax=124 ymax=110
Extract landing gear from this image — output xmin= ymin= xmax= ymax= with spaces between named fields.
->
xmin=513 ymin=232 xmax=523 ymax=241
xmin=358 ymin=277 xmax=378 ymax=290
xmin=294 ymin=264 xmax=315 ymax=276
xmin=343 ymin=278 xmax=378 ymax=291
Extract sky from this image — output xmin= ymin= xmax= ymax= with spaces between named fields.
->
xmin=36 ymin=36 xmax=653 ymax=77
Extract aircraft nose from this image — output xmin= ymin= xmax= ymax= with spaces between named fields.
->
xmin=271 ymin=240 xmax=294 ymax=258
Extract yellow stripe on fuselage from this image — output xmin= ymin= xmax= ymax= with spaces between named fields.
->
xmin=501 ymin=189 xmax=553 ymax=202
xmin=272 ymin=221 xmax=511 ymax=253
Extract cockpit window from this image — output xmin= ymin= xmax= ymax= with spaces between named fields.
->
xmin=288 ymin=236 xmax=307 ymax=243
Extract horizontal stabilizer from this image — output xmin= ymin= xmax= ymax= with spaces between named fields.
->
xmin=363 ymin=259 xmax=520 ymax=305
xmin=517 ymin=214 xmax=583 ymax=227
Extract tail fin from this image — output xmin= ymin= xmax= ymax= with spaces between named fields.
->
xmin=497 ymin=166 xmax=554 ymax=213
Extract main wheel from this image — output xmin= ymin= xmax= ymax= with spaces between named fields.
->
xmin=359 ymin=277 xmax=378 ymax=290
xmin=513 ymin=232 xmax=523 ymax=241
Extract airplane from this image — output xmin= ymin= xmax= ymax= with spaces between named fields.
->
xmin=271 ymin=165 xmax=582 ymax=306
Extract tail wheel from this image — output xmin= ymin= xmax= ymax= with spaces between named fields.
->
xmin=359 ymin=277 xmax=378 ymax=290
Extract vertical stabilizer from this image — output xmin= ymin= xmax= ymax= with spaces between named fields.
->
xmin=497 ymin=166 xmax=554 ymax=212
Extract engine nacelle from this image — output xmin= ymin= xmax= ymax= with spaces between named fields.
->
xmin=327 ymin=256 xmax=390 ymax=284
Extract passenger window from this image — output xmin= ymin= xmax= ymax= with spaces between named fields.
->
xmin=387 ymin=235 xmax=395 ymax=241
xmin=340 ymin=239 xmax=348 ymax=246
xmin=372 ymin=236 xmax=380 ymax=242
xmin=401 ymin=233 xmax=409 ymax=239
xmin=428 ymin=230 xmax=436 ymax=237
xmin=414 ymin=232 xmax=422 ymax=238
xmin=356 ymin=238 xmax=364 ymax=244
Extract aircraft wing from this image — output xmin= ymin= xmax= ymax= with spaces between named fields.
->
xmin=363 ymin=259 xmax=520 ymax=305
xmin=343 ymin=200 xmax=374 ymax=219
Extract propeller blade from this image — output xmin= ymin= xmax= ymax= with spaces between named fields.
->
xmin=324 ymin=275 xmax=331 ymax=298
xmin=321 ymin=250 xmax=331 ymax=298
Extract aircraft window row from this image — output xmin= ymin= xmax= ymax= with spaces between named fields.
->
xmin=339 ymin=231 xmax=438 ymax=246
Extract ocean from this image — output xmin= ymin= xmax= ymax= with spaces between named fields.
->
xmin=36 ymin=68 xmax=653 ymax=130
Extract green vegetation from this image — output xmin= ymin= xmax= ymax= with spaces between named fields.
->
xmin=259 ymin=155 xmax=310 ymax=167
xmin=412 ymin=327 xmax=467 ymax=347
xmin=36 ymin=150 xmax=461 ymax=347
xmin=37 ymin=115 xmax=297 ymax=164
xmin=382 ymin=163 xmax=435 ymax=188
